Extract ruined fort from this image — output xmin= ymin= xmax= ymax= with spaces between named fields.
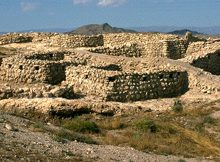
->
xmin=0 ymin=31 xmax=219 ymax=104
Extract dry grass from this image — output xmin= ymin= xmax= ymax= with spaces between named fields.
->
xmin=97 ymin=117 xmax=124 ymax=130
xmin=99 ymin=100 xmax=220 ymax=158
xmin=10 ymin=99 xmax=220 ymax=159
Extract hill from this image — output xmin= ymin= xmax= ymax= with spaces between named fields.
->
xmin=168 ymin=29 xmax=201 ymax=35
xmin=131 ymin=26 xmax=220 ymax=35
xmin=66 ymin=23 xmax=136 ymax=35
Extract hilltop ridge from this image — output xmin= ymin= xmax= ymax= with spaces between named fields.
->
xmin=66 ymin=23 xmax=136 ymax=35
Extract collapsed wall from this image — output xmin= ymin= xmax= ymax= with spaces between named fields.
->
xmin=0 ymin=83 xmax=75 ymax=100
xmin=65 ymin=65 xmax=188 ymax=102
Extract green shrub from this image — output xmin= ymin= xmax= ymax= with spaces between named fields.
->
xmin=53 ymin=129 xmax=96 ymax=144
xmin=203 ymin=116 xmax=216 ymax=124
xmin=178 ymin=159 xmax=186 ymax=162
xmin=172 ymin=99 xmax=183 ymax=113
xmin=135 ymin=118 xmax=157 ymax=133
xmin=62 ymin=119 xmax=100 ymax=133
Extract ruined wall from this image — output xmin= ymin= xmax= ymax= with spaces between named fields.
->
xmin=191 ymin=52 xmax=220 ymax=75
xmin=0 ymin=54 xmax=66 ymax=84
xmin=0 ymin=33 xmax=33 ymax=45
xmin=0 ymin=32 xmax=104 ymax=48
xmin=186 ymin=40 xmax=220 ymax=56
xmin=102 ymin=33 xmax=187 ymax=59
xmin=26 ymin=52 xmax=65 ymax=61
xmin=0 ymin=84 xmax=75 ymax=100
xmin=65 ymin=65 xmax=188 ymax=102
xmin=186 ymin=41 xmax=207 ymax=54
xmin=165 ymin=40 xmax=188 ymax=59
xmin=89 ymin=44 xmax=142 ymax=57
xmin=45 ymin=34 xmax=104 ymax=48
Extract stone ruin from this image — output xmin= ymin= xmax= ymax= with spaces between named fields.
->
xmin=0 ymin=31 xmax=219 ymax=102
xmin=0 ymin=49 xmax=188 ymax=102
xmin=183 ymin=40 xmax=220 ymax=75
xmin=0 ymin=52 xmax=66 ymax=84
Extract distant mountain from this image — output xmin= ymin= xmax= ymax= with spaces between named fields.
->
xmin=67 ymin=23 xmax=136 ymax=35
xmin=168 ymin=29 xmax=201 ymax=35
xmin=130 ymin=26 xmax=220 ymax=35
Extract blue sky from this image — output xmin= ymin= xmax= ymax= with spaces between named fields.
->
xmin=0 ymin=0 xmax=219 ymax=32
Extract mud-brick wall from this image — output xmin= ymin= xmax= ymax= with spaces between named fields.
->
xmin=46 ymin=34 xmax=104 ymax=48
xmin=0 ymin=33 xmax=33 ymax=45
xmin=0 ymin=57 xmax=66 ymax=84
xmin=191 ymin=52 xmax=220 ymax=75
xmin=65 ymin=65 xmax=188 ymax=102
xmin=89 ymin=44 xmax=142 ymax=57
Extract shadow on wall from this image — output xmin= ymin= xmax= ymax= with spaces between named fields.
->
xmin=91 ymin=64 xmax=122 ymax=71
xmin=160 ymin=71 xmax=189 ymax=98
xmin=191 ymin=51 xmax=220 ymax=75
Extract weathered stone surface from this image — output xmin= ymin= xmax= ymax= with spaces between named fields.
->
xmin=0 ymin=32 xmax=219 ymax=103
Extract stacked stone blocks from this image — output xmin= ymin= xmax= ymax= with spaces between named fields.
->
xmin=65 ymin=65 xmax=188 ymax=102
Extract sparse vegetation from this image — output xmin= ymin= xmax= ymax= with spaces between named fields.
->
xmin=52 ymin=129 xmax=97 ymax=144
xmin=171 ymin=99 xmax=183 ymax=113
xmin=29 ymin=122 xmax=45 ymax=132
xmin=97 ymin=117 xmax=124 ymax=130
xmin=135 ymin=118 xmax=157 ymax=133
xmin=203 ymin=116 xmax=216 ymax=125
xmin=98 ymin=100 xmax=220 ymax=158
xmin=62 ymin=118 xmax=100 ymax=133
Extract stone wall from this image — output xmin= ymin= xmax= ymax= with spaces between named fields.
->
xmin=186 ymin=40 xmax=220 ymax=56
xmin=26 ymin=51 xmax=65 ymax=61
xmin=89 ymin=43 xmax=142 ymax=57
xmin=0 ymin=84 xmax=75 ymax=100
xmin=186 ymin=41 xmax=207 ymax=55
xmin=65 ymin=65 xmax=188 ymax=102
xmin=0 ymin=32 xmax=104 ymax=48
xmin=190 ymin=52 xmax=220 ymax=75
xmin=0 ymin=54 xmax=66 ymax=85
xmin=165 ymin=40 xmax=188 ymax=59
xmin=44 ymin=34 xmax=104 ymax=48
xmin=101 ymin=33 xmax=188 ymax=59
xmin=0 ymin=33 xmax=33 ymax=45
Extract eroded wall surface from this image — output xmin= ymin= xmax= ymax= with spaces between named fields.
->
xmin=65 ymin=65 xmax=188 ymax=102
